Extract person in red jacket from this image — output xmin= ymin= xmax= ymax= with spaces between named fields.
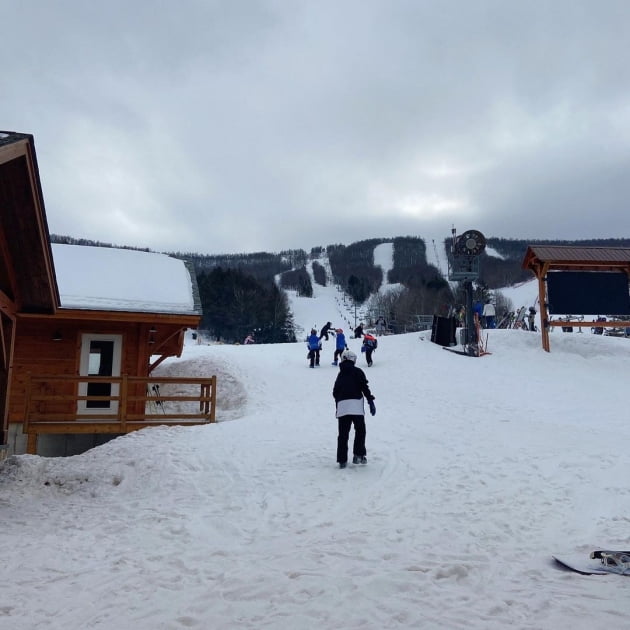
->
xmin=361 ymin=333 xmax=377 ymax=367
xmin=332 ymin=349 xmax=376 ymax=469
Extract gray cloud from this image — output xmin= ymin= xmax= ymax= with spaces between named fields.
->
xmin=3 ymin=0 xmax=630 ymax=254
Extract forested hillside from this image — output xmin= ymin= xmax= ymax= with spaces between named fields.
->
xmin=196 ymin=267 xmax=295 ymax=344
xmin=327 ymin=238 xmax=386 ymax=304
xmin=480 ymin=237 xmax=630 ymax=289
xmin=50 ymin=234 xmax=630 ymax=342
xmin=378 ymin=236 xmax=454 ymax=330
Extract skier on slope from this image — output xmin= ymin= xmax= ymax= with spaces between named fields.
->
xmin=332 ymin=328 xmax=347 ymax=365
xmin=361 ymin=333 xmax=377 ymax=367
xmin=333 ymin=349 xmax=376 ymax=469
xmin=306 ymin=329 xmax=321 ymax=368
xmin=319 ymin=321 xmax=334 ymax=341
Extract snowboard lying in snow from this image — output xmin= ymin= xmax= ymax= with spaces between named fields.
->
xmin=553 ymin=550 xmax=630 ymax=575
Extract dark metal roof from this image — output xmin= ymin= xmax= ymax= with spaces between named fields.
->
xmin=529 ymin=245 xmax=630 ymax=262
xmin=0 ymin=131 xmax=33 ymax=147
xmin=523 ymin=245 xmax=630 ymax=271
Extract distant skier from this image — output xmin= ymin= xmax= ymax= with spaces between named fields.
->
xmin=333 ymin=349 xmax=376 ymax=469
xmin=243 ymin=333 xmax=255 ymax=345
xmin=527 ymin=306 xmax=537 ymax=332
xmin=482 ymin=301 xmax=496 ymax=329
xmin=306 ymin=329 xmax=321 ymax=368
xmin=332 ymin=328 xmax=347 ymax=365
xmin=319 ymin=321 xmax=333 ymax=341
xmin=361 ymin=333 xmax=377 ymax=367
xmin=473 ymin=300 xmax=483 ymax=324
xmin=375 ymin=316 xmax=387 ymax=336
xmin=455 ymin=305 xmax=465 ymax=327
xmin=353 ymin=322 xmax=364 ymax=339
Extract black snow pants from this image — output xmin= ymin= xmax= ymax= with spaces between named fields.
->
xmin=365 ymin=348 xmax=374 ymax=366
xmin=337 ymin=414 xmax=366 ymax=464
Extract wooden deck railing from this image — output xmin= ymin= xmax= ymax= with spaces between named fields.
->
xmin=22 ymin=374 xmax=217 ymax=445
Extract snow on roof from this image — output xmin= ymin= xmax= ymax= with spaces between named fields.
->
xmin=52 ymin=244 xmax=198 ymax=315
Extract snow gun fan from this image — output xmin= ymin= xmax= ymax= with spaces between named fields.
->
xmin=446 ymin=227 xmax=486 ymax=357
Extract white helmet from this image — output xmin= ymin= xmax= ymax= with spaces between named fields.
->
xmin=341 ymin=349 xmax=357 ymax=363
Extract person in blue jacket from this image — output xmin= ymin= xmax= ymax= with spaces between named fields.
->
xmin=473 ymin=300 xmax=483 ymax=323
xmin=332 ymin=328 xmax=347 ymax=365
xmin=306 ymin=329 xmax=321 ymax=368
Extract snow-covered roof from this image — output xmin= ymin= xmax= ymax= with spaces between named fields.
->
xmin=52 ymin=244 xmax=200 ymax=315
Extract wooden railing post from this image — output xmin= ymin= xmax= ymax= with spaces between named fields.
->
xmin=23 ymin=372 xmax=32 ymax=433
xmin=120 ymin=374 xmax=128 ymax=432
xmin=210 ymin=375 xmax=217 ymax=422
xmin=26 ymin=432 xmax=38 ymax=455
xmin=21 ymin=374 xmax=218 ymax=435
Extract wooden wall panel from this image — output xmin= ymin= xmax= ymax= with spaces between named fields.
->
xmin=9 ymin=315 xmax=183 ymax=423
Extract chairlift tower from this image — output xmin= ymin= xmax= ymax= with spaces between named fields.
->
xmin=447 ymin=228 xmax=486 ymax=355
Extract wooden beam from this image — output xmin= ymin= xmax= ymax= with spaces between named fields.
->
xmin=539 ymin=262 xmax=550 ymax=352
xmin=17 ymin=310 xmax=200 ymax=326
xmin=26 ymin=432 xmax=37 ymax=455
xmin=548 ymin=320 xmax=630 ymax=328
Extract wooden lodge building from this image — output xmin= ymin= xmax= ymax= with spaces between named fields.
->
xmin=1 ymin=131 xmax=216 ymax=457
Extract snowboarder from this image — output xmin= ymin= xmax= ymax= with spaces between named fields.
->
xmin=243 ymin=333 xmax=255 ymax=345
xmin=361 ymin=333 xmax=377 ymax=367
xmin=306 ymin=329 xmax=321 ymax=368
xmin=319 ymin=321 xmax=333 ymax=341
xmin=353 ymin=322 xmax=364 ymax=339
xmin=332 ymin=328 xmax=347 ymax=365
xmin=332 ymin=349 xmax=376 ymax=469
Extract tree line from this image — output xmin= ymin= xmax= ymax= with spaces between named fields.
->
xmin=52 ymin=233 xmax=630 ymax=342
xmin=197 ymin=267 xmax=296 ymax=344
xmin=369 ymin=237 xmax=454 ymax=331
xmin=327 ymin=238 xmax=385 ymax=304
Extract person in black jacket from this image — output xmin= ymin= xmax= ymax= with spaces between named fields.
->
xmin=332 ymin=349 xmax=376 ymax=469
xmin=319 ymin=321 xmax=333 ymax=341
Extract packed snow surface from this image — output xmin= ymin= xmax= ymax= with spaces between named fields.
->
xmin=2 ymin=259 xmax=630 ymax=629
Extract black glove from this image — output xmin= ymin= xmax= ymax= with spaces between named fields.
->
xmin=368 ymin=400 xmax=376 ymax=416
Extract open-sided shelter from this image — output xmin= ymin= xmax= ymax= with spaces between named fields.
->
xmin=522 ymin=245 xmax=630 ymax=351
xmin=0 ymin=131 xmax=215 ymax=456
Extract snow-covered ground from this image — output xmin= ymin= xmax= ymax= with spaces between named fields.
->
xmin=2 ymin=260 xmax=630 ymax=629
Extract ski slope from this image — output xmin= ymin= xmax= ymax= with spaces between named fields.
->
xmin=2 ymin=260 xmax=630 ymax=628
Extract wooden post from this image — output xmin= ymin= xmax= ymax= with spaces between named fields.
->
xmin=532 ymin=262 xmax=550 ymax=352
xmin=120 ymin=374 xmax=128 ymax=432
xmin=537 ymin=267 xmax=549 ymax=352
xmin=23 ymin=372 xmax=32 ymax=433
xmin=210 ymin=375 xmax=217 ymax=422
xmin=26 ymin=432 xmax=37 ymax=455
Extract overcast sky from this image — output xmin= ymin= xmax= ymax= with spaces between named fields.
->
xmin=3 ymin=0 xmax=630 ymax=255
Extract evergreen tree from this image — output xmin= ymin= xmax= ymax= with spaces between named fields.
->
xmin=197 ymin=267 xmax=295 ymax=343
